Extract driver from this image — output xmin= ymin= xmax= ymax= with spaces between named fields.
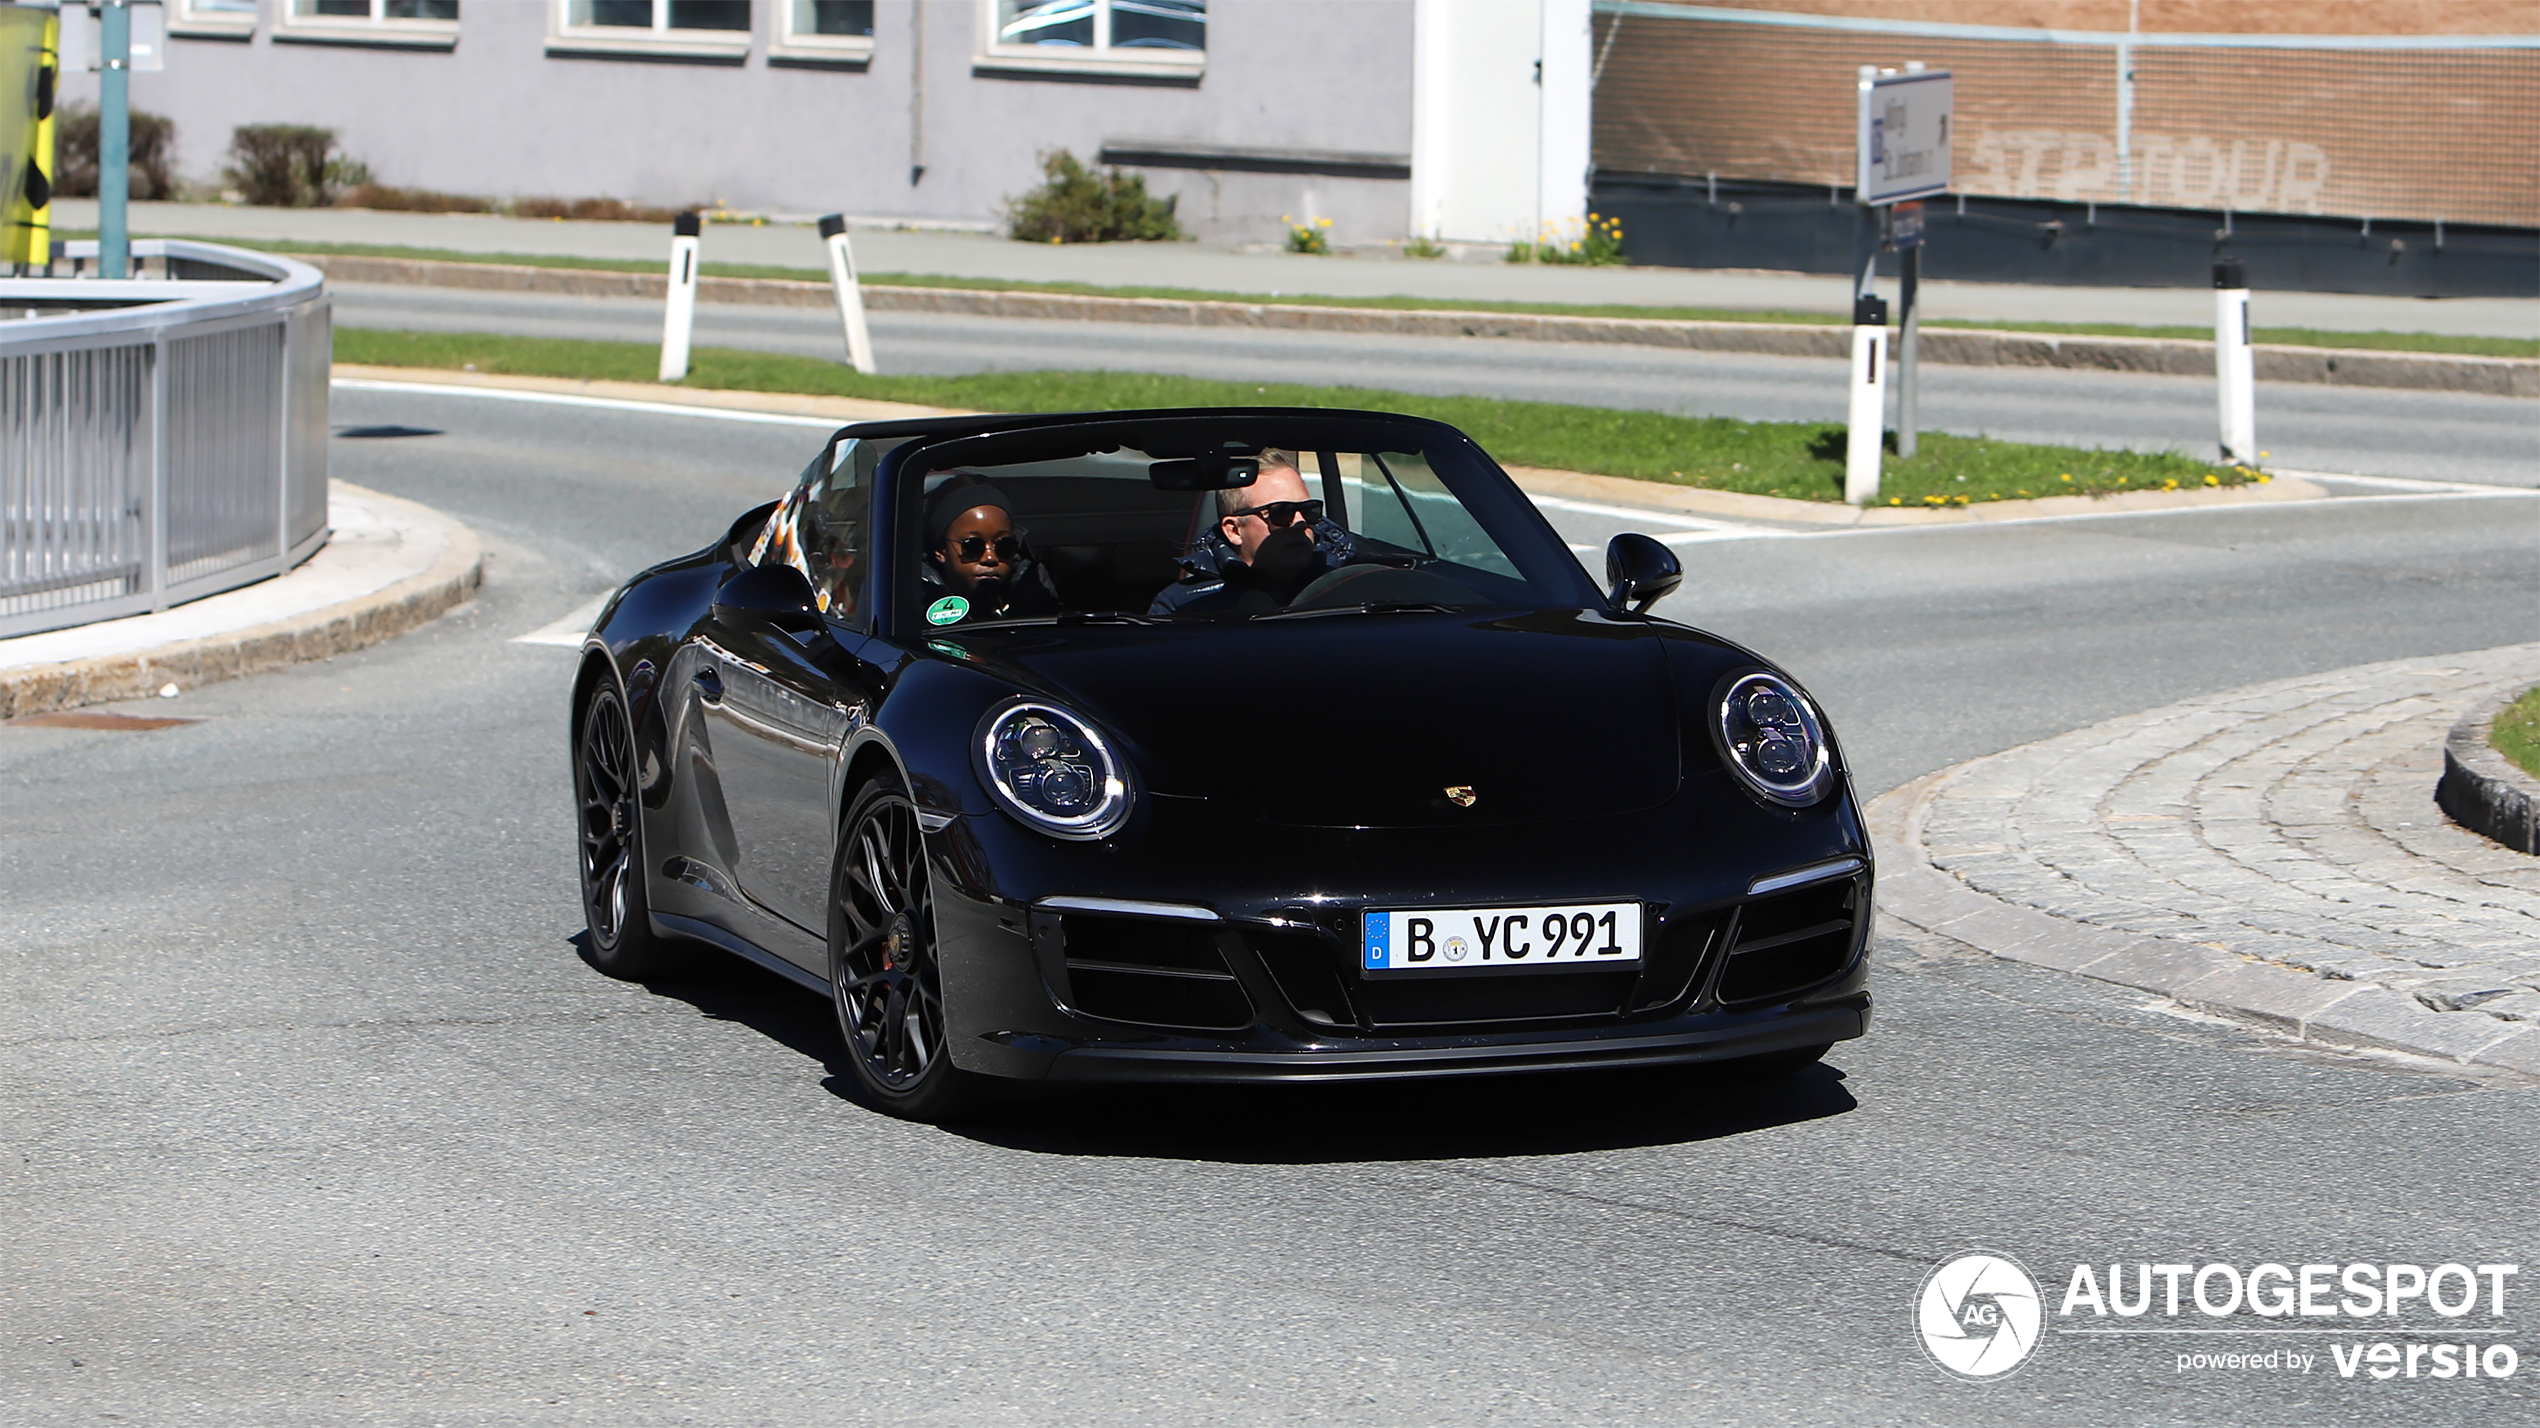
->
xmin=1150 ymin=450 xmax=1355 ymax=614
xmin=920 ymin=474 xmax=1059 ymax=623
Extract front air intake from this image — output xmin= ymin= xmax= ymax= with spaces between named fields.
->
xmin=1714 ymin=877 xmax=1860 ymax=1006
xmin=1059 ymin=914 xmax=1254 ymax=1031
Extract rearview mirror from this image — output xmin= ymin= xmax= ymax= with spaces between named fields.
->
xmin=714 ymin=561 xmax=824 ymax=634
xmin=1606 ymin=533 xmax=1683 ymax=614
xmin=1149 ymin=456 xmax=1260 ymax=491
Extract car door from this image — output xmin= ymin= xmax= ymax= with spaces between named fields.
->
xmin=690 ymin=621 xmax=877 ymax=948
xmin=689 ymin=439 xmax=887 ymax=964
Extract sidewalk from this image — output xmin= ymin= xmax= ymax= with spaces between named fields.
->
xmin=58 ymin=199 xmax=2540 ymax=339
xmin=1869 ymin=644 xmax=2540 ymax=1080
xmin=0 ymin=483 xmax=481 ymax=719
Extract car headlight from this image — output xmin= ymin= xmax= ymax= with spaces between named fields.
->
xmin=1715 ymin=671 xmax=1834 ymax=807
xmin=975 ymin=701 xmax=1133 ymax=840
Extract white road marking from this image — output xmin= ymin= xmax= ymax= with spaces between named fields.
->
xmin=1524 ymin=492 xmax=1754 ymax=531
xmin=512 ymin=594 xmax=611 ymax=647
xmin=332 ymin=378 xmax=846 ymax=429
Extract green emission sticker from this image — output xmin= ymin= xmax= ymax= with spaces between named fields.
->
xmin=924 ymin=595 xmax=969 ymax=626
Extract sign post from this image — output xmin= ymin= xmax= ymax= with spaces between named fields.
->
xmin=1850 ymin=62 xmax=1950 ymax=503
xmin=97 ymin=0 xmax=129 ymax=278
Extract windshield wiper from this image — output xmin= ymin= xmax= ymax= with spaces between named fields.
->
xmin=1054 ymin=611 xmax=1159 ymax=626
xmin=1258 ymin=601 xmax=1465 ymax=621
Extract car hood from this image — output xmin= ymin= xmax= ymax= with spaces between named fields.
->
xmin=945 ymin=610 xmax=1682 ymax=828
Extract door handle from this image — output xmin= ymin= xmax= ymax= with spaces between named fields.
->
xmin=692 ymin=667 xmax=724 ymax=701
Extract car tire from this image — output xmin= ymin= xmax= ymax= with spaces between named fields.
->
xmin=1721 ymin=1042 xmax=1832 ymax=1079
xmin=828 ymin=776 xmax=988 ymax=1123
xmin=574 ymin=681 xmax=686 ymax=981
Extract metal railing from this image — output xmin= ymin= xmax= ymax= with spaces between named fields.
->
xmin=0 ymin=239 xmax=330 ymax=640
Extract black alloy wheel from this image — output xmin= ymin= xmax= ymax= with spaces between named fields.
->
xmin=575 ymin=682 xmax=680 ymax=980
xmin=829 ymin=779 xmax=981 ymax=1121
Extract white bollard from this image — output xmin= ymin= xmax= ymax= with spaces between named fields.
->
xmin=2213 ymin=258 xmax=2256 ymax=464
xmin=1845 ymin=293 xmax=1889 ymax=505
xmin=819 ymin=213 xmax=877 ymax=375
xmin=659 ymin=211 xmax=701 ymax=383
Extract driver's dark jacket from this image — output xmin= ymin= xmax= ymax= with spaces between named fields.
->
xmin=1149 ymin=519 xmax=1357 ymax=615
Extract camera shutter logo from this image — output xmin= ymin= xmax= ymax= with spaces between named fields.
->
xmin=1916 ymin=1252 xmax=2043 ymax=1381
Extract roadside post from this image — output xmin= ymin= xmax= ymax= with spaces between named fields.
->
xmin=1851 ymin=61 xmax=1950 ymax=503
xmin=818 ymin=213 xmax=877 ymax=375
xmin=1892 ymin=199 xmax=1924 ymax=458
xmin=659 ymin=211 xmax=701 ymax=382
xmin=1845 ymin=294 xmax=1889 ymax=505
xmin=2213 ymin=258 xmax=2256 ymax=464
xmin=97 ymin=0 xmax=130 ymax=278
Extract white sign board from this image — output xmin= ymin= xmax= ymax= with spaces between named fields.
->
xmin=57 ymin=3 xmax=168 ymax=75
xmin=1856 ymin=68 xmax=1950 ymax=206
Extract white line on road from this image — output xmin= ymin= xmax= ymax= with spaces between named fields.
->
xmin=333 ymin=378 xmax=847 ymax=429
xmin=512 ymin=595 xmax=610 ymax=647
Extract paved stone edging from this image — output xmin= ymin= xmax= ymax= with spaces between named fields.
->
xmin=2439 ymin=686 xmax=2540 ymax=855
xmin=301 ymin=253 xmax=2539 ymax=399
xmin=1868 ymin=644 xmax=2540 ymax=1080
xmin=0 ymin=482 xmax=482 ymax=719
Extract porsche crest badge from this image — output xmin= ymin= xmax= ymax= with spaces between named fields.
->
xmin=1444 ymin=786 xmax=1477 ymax=807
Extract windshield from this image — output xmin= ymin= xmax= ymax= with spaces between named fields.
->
xmin=887 ymin=416 xmax=1601 ymax=632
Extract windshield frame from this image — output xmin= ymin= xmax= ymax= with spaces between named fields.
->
xmin=871 ymin=410 xmax=1603 ymax=638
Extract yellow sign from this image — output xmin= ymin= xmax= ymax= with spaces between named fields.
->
xmin=0 ymin=5 xmax=57 ymax=268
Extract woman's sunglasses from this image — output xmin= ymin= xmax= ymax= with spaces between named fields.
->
xmin=1227 ymin=499 xmax=1324 ymax=528
xmin=951 ymin=532 xmax=1024 ymax=563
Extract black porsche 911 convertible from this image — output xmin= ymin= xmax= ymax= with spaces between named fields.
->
xmin=571 ymin=407 xmax=1871 ymax=1120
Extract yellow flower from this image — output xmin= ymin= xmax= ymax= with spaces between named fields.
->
xmin=1889 ymin=497 xmax=1901 ymax=505
xmin=2060 ymin=473 xmax=2072 ymax=482
xmin=2204 ymin=473 xmax=2220 ymax=486
xmin=2257 ymin=473 xmax=2272 ymax=483
xmin=2162 ymin=478 xmax=2179 ymax=490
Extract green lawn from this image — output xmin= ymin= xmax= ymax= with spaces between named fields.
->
xmin=141 ymin=234 xmax=2531 ymax=359
xmin=337 ymin=327 xmax=2251 ymax=507
xmin=2493 ymin=686 xmax=2540 ymax=780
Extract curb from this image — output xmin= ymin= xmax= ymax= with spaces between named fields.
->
xmin=1868 ymin=764 xmax=2540 ymax=1082
xmin=334 ymin=364 xmax=2332 ymax=529
xmin=2439 ymin=686 xmax=2540 ymax=854
xmin=0 ymin=482 xmax=483 ymax=720
xmin=299 ymin=253 xmax=2540 ymax=399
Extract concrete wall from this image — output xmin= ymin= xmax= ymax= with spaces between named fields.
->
xmin=69 ymin=0 xmax=1421 ymax=245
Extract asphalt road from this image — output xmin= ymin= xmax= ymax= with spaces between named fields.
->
xmin=4 ymin=387 xmax=2536 ymax=1425
xmin=332 ymin=282 xmax=2540 ymax=487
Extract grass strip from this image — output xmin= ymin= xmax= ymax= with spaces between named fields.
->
xmin=2493 ymin=686 xmax=2540 ymax=781
xmin=336 ymin=327 xmax=2251 ymax=507
xmin=130 ymin=233 xmax=2531 ymax=359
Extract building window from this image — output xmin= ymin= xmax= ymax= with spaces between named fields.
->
xmin=979 ymin=0 xmax=1204 ymax=77
xmin=170 ymin=0 xmax=258 ymax=39
xmin=550 ymin=0 xmax=753 ymax=58
xmin=774 ymin=0 xmax=873 ymax=64
xmin=275 ymin=0 xmax=462 ymax=48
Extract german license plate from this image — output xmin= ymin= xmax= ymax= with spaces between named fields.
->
xmin=1362 ymin=903 xmax=1642 ymax=974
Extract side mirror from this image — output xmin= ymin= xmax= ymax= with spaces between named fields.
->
xmin=714 ymin=561 xmax=824 ymax=634
xmin=1606 ymin=533 xmax=1683 ymax=614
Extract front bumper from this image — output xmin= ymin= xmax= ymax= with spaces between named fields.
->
xmin=1023 ymin=993 xmax=1870 ymax=1084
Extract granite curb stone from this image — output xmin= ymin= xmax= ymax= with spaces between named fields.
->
xmin=0 ymin=483 xmax=482 ymax=720
xmin=2438 ymin=686 xmax=2540 ymax=854
xmin=301 ymin=254 xmax=2540 ymax=398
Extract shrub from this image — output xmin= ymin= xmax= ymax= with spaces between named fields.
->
xmin=509 ymin=195 xmax=687 ymax=223
xmin=1005 ymin=149 xmax=1182 ymax=244
xmin=51 ymin=103 xmax=178 ymax=200
xmin=338 ymin=183 xmax=494 ymax=214
xmin=226 ymin=124 xmax=340 ymax=206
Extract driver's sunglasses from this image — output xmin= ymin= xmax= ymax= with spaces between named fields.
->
xmin=954 ymin=532 xmax=1024 ymax=563
xmin=1228 ymin=499 xmax=1324 ymax=528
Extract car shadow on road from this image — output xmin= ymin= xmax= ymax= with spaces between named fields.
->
xmin=945 ymin=1064 xmax=1857 ymax=1164
xmin=613 ymin=938 xmax=1857 ymax=1164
